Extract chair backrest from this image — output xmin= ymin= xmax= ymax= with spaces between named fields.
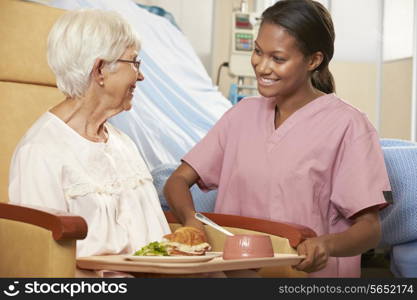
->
xmin=0 ymin=0 xmax=65 ymax=202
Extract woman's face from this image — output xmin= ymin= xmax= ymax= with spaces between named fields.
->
xmin=251 ymin=23 xmax=312 ymax=99
xmin=103 ymin=46 xmax=144 ymax=112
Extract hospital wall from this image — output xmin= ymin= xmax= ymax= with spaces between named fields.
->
xmin=330 ymin=58 xmax=412 ymax=140
xmin=380 ymin=58 xmax=412 ymax=140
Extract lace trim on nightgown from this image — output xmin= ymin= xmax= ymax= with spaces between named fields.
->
xmin=63 ymin=172 xmax=153 ymax=199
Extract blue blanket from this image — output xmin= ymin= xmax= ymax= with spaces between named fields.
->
xmin=151 ymin=164 xmax=216 ymax=212
xmin=379 ymin=139 xmax=417 ymax=246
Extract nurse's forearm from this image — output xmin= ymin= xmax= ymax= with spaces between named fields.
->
xmin=164 ymin=175 xmax=204 ymax=231
xmin=323 ymin=209 xmax=381 ymax=257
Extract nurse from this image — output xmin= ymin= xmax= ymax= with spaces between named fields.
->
xmin=164 ymin=0 xmax=390 ymax=277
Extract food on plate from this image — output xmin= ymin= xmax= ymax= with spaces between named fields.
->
xmin=163 ymin=226 xmax=211 ymax=256
xmin=134 ymin=241 xmax=169 ymax=256
xmin=134 ymin=227 xmax=211 ymax=256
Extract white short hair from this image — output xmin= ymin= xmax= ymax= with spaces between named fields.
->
xmin=47 ymin=9 xmax=141 ymax=97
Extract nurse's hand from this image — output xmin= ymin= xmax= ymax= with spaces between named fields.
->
xmin=294 ymin=237 xmax=330 ymax=273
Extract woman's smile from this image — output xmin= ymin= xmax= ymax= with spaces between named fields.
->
xmin=128 ymin=84 xmax=136 ymax=96
xmin=257 ymin=76 xmax=279 ymax=87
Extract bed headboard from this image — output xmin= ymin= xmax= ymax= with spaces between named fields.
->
xmin=0 ymin=0 xmax=66 ymax=202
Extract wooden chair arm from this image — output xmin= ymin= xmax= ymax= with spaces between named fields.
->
xmin=164 ymin=211 xmax=316 ymax=248
xmin=0 ymin=203 xmax=87 ymax=241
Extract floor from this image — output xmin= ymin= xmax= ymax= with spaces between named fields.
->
xmin=361 ymin=248 xmax=394 ymax=278
xmin=362 ymin=267 xmax=394 ymax=278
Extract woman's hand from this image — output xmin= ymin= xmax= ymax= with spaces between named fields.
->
xmin=294 ymin=207 xmax=381 ymax=273
xmin=294 ymin=237 xmax=330 ymax=273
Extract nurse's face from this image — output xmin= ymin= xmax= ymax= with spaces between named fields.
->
xmin=251 ymin=23 xmax=312 ymax=99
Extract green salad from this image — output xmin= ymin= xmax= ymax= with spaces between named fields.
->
xmin=134 ymin=241 xmax=169 ymax=256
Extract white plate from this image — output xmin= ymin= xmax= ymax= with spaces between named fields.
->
xmin=125 ymin=252 xmax=221 ymax=263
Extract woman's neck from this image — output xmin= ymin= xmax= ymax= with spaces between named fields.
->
xmin=50 ymin=95 xmax=112 ymax=143
xmin=273 ymin=86 xmax=325 ymax=129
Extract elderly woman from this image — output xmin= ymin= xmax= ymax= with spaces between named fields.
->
xmin=8 ymin=9 xmax=171 ymax=260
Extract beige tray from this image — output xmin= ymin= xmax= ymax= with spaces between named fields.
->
xmin=77 ymin=253 xmax=304 ymax=274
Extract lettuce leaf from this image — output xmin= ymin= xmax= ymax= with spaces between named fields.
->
xmin=134 ymin=241 xmax=169 ymax=256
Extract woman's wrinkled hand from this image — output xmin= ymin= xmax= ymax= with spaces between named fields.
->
xmin=294 ymin=237 xmax=330 ymax=273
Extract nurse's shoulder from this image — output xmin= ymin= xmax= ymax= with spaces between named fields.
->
xmin=329 ymin=94 xmax=378 ymax=140
xmin=223 ymin=95 xmax=271 ymax=120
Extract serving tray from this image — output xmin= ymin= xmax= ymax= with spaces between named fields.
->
xmin=77 ymin=253 xmax=304 ymax=275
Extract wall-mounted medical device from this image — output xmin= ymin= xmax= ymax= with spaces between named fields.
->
xmin=229 ymin=11 xmax=260 ymax=78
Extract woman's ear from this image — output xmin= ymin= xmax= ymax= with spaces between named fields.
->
xmin=308 ymin=51 xmax=324 ymax=71
xmin=91 ymin=58 xmax=105 ymax=86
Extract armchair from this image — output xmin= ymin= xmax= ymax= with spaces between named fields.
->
xmin=0 ymin=203 xmax=87 ymax=277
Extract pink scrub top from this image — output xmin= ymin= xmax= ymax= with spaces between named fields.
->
xmin=183 ymin=93 xmax=390 ymax=277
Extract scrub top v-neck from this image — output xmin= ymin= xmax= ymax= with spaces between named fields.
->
xmin=183 ymin=93 xmax=390 ymax=277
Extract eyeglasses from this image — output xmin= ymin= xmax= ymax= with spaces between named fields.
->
xmin=117 ymin=58 xmax=141 ymax=71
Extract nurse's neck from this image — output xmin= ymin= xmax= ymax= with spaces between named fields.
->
xmin=274 ymin=88 xmax=324 ymax=129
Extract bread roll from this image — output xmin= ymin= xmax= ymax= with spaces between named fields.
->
xmin=163 ymin=227 xmax=211 ymax=256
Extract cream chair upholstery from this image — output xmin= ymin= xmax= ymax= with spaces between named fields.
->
xmin=0 ymin=0 xmax=315 ymax=278
xmin=0 ymin=0 xmax=65 ymax=202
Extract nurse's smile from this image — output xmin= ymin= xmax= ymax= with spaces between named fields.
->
xmin=258 ymin=76 xmax=279 ymax=87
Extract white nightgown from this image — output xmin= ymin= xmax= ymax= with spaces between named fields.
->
xmin=9 ymin=112 xmax=170 ymax=257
